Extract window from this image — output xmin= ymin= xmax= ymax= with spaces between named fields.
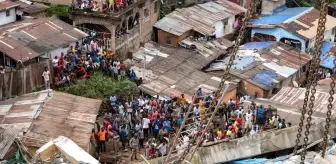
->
xmin=144 ymin=8 xmax=149 ymax=17
xmin=6 ymin=10 xmax=10 ymax=17
xmin=166 ymin=36 xmax=171 ymax=44
xmin=301 ymin=65 xmax=306 ymax=73
xmin=223 ymin=21 xmax=229 ymax=33
xmin=154 ymin=1 xmax=158 ymax=13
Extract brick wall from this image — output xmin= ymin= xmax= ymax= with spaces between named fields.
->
xmin=245 ymin=81 xmax=266 ymax=98
xmin=157 ymin=30 xmax=192 ymax=47
xmin=223 ymin=88 xmax=237 ymax=102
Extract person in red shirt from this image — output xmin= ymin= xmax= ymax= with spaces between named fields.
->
xmin=235 ymin=96 xmax=240 ymax=110
xmin=120 ymin=61 xmax=126 ymax=79
xmin=235 ymin=115 xmax=242 ymax=127
xmin=59 ymin=53 xmax=65 ymax=66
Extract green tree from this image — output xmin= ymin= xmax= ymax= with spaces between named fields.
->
xmin=45 ymin=5 xmax=69 ymax=17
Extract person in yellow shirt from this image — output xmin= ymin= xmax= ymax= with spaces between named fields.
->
xmin=216 ymin=129 xmax=222 ymax=139
xmin=180 ymin=94 xmax=187 ymax=104
xmin=199 ymin=99 xmax=206 ymax=121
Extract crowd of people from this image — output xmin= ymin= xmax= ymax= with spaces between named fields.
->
xmin=43 ymin=35 xmax=138 ymax=89
xmin=70 ymin=0 xmax=134 ymax=12
xmin=88 ymin=88 xmax=292 ymax=162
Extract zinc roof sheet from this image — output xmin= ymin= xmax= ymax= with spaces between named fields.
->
xmin=154 ymin=0 xmax=246 ymax=36
xmin=0 ymin=17 xmax=88 ymax=62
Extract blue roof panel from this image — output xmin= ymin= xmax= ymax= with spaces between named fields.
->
xmin=240 ymin=42 xmax=275 ymax=50
xmin=320 ymin=42 xmax=335 ymax=69
xmin=251 ymin=71 xmax=278 ymax=87
xmin=252 ymin=7 xmax=311 ymax=25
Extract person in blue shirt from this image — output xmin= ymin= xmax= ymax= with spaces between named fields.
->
xmin=177 ymin=114 xmax=184 ymax=127
xmin=256 ymin=105 xmax=265 ymax=131
xmin=163 ymin=118 xmax=172 ymax=132
xmin=152 ymin=117 xmax=162 ymax=138
xmin=197 ymin=87 xmax=202 ymax=97
xmin=130 ymin=70 xmax=136 ymax=81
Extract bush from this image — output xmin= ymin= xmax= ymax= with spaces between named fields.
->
xmin=58 ymin=72 xmax=137 ymax=99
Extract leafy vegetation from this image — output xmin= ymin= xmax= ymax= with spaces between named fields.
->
xmin=45 ymin=5 xmax=69 ymax=17
xmin=58 ymin=72 xmax=138 ymax=99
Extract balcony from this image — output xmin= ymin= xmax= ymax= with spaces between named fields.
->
xmin=115 ymin=25 xmax=140 ymax=47
xmin=70 ymin=0 xmax=147 ymax=19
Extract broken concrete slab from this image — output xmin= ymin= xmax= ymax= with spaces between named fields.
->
xmin=139 ymin=119 xmax=336 ymax=164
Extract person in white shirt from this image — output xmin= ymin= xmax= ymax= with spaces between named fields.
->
xmin=52 ymin=56 xmax=58 ymax=67
xmin=326 ymin=71 xmax=331 ymax=78
xmin=142 ymin=116 xmax=150 ymax=139
xmin=157 ymin=142 xmax=167 ymax=157
xmin=138 ymin=97 xmax=145 ymax=107
xmin=42 ymin=67 xmax=50 ymax=90
xmin=244 ymin=110 xmax=253 ymax=133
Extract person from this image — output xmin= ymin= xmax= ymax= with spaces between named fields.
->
xmin=98 ymin=127 xmax=107 ymax=152
xmin=244 ymin=110 xmax=253 ymax=133
xmin=120 ymin=125 xmax=128 ymax=151
xmin=139 ymin=128 xmax=144 ymax=148
xmin=130 ymin=69 xmax=136 ymax=81
xmin=59 ymin=53 xmax=65 ymax=66
xmin=42 ymin=67 xmax=50 ymax=89
xmin=152 ymin=116 xmax=161 ymax=138
xmin=197 ymin=87 xmax=202 ymax=97
xmin=52 ymin=56 xmax=59 ymax=68
xmin=90 ymin=129 xmax=96 ymax=147
xmin=130 ymin=133 xmax=139 ymax=160
xmin=120 ymin=61 xmax=126 ymax=79
xmin=157 ymin=141 xmax=167 ymax=157
xmin=142 ymin=116 xmax=150 ymax=139
xmin=177 ymin=114 xmax=184 ymax=127
xmin=326 ymin=71 xmax=331 ymax=78
xmin=180 ymin=94 xmax=187 ymax=104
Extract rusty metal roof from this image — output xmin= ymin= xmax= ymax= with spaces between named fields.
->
xmin=207 ymin=42 xmax=311 ymax=90
xmin=23 ymin=91 xmax=102 ymax=150
xmin=0 ymin=127 xmax=20 ymax=160
xmin=269 ymin=87 xmax=335 ymax=116
xmin=154 ymin=0 xmax=246 ymax=36
xmin=19 ymin=2 xmax=49 ymax=14
xmin=0 ymin=90 xmax=101 ymax=151
xmin=0 ymin=17 xmax=88 ymax=62
xmin=130 ymin=42 xmax=237 ymax=100
xmin=0 ymin=0 xmax=20 ymax=11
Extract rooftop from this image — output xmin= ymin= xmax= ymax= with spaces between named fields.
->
xmin=251 ymin=6 xmax=336 ymax=40
xmin=268 ymin=86 xmax=335 ymax=117
xmin=320 ymin=41 xmax=336 ymax=70
xmin=207 ymin=42 xmax=311 ymax=90
xmin=0 ymin=90 xmax=102 ymax=151
xmin=154 ymin=0 xmax=246 ymax=36
xmin=19 ymin=2 xmax=49 ymax=14
xmin=0 ymin=0 xmax=20 ymax=11
xmin=0 ymin=17 xmax=88 ymax=62
xmin=130 ymin=42 xmax=237 ymax=100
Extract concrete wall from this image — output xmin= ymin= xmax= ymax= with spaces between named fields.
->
xmin=72 ymin=0 xmax=159 ymax=59
xmin=140 ymin=119 xmax=336 ymax=164
xmin=0 ymin=8 xmax=16 ymax=26
xmin=261 ymin=0 xmax=285 ymax=15
xmin=252 ymin=27 xmax=307 ymax=51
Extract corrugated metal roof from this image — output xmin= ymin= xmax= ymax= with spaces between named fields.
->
xmin=0 ymin=0 xmax=20 ymax=11
xmin=270 ymin=87 xmax=336 ymax=115
xmin=208 ymin=42 xmax=311 ymax=89
xmin=20 ymin=2 xmax=49 ymax=14
xmin=252 ymin=7 xmax=336 ymax=40
xmin=0 ymin=90 xmax=101 ymax=151
xmin=154 ymin=0 xmax=246 ymax=36
xmin=239 ymin=41 xmax=275 ymax=50
xmin=23 ymin=91 xmax=102 ymax=150
xmin=130 ymin=42 xmax=236 ymax=101
xmin=0 ymin=127 xmax=20 ymax=159
xmin=0 ymin=17 xmax=88 ymax=62
xmin=252 ymin=7 xmax=311 ymax=25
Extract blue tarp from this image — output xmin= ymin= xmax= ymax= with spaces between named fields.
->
xmin=251 ymin=71 xmax=277 ymax=87
xmin=240 ymin=42 xmax=275 ymax=50
xmin=229 ymin=158 xmax=269 ymax=164
xmin=320 ymin=42 xmax=335 ymax=69
xmin=252 ymin=7 xmax=311 ymax=25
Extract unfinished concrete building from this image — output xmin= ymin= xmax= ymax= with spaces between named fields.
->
xmin=70 ymin=0 xmax=159 ymax=59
